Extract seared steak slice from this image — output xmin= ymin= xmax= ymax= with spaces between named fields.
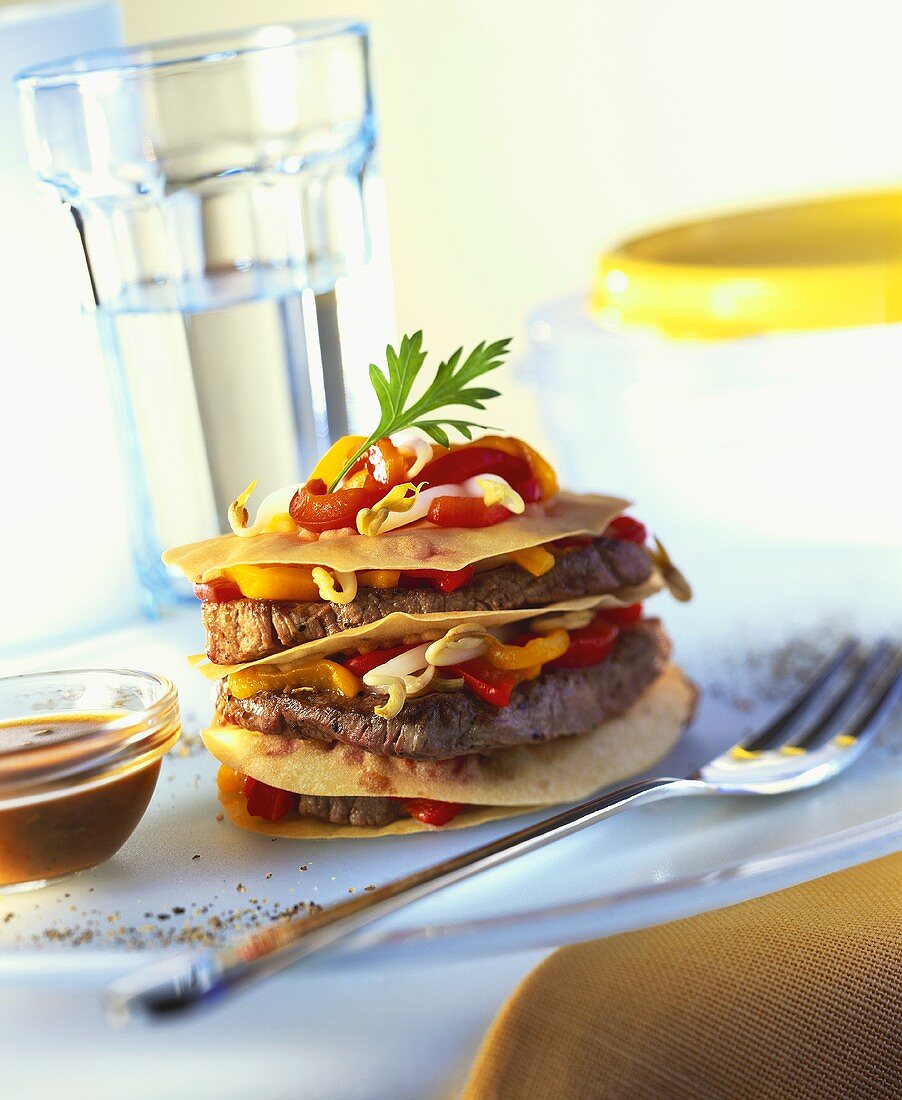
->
xmin=296 ymin=793 xmax=401 ymax=827
xmin=204 ymin=537 xmax=652 ymax=664
xmin=218 ymin=620 xmax=670 ymax=760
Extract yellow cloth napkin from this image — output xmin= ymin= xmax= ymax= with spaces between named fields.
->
xmin=463 ymin=852 xmax=902 ymax=1099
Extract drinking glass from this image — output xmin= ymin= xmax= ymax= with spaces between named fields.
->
xmin=16 ymin=21 xmax=394 ymax=610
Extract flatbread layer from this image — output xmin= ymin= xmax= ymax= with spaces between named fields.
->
xmin=164 ymin=492 xmax=628 ymax=581
xmin=216 ymin=790 xmax=535 ymax=838
xmin=190 ymin=578 xmax=662 ymax=679
xmin=203 ymin=664 xmax=696 ymax=816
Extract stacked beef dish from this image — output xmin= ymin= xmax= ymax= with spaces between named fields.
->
xmin=164 ymin=334 xmax=695 ymax=837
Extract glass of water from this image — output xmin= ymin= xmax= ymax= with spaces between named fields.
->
xmin=16 ymin=21 xmax=393 ymax=611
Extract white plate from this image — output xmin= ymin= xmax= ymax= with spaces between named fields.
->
xmin=0 ymin=540 xmax=899 ymax=980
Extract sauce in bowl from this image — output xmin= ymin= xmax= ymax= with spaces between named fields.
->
xmin=0 ymin=673 xmax=180 ymax=891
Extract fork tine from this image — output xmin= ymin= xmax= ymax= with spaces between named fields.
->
xmin=739 ymin=639 xmax=860 ymax=753
xmin=794 ymin=643 xmax=902 ymax=752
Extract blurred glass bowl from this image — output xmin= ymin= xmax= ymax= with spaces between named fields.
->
xmin=0 ymin=669 xmax=180 ymax=892
xmin=522 ymin=193 xmax=902 ymax=552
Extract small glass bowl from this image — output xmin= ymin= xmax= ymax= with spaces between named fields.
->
xmin=0 ymin=669 xmax=180 ymax=892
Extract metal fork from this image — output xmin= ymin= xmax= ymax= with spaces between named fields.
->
xmin=108 ymin=639 xmax=902 ymax=1022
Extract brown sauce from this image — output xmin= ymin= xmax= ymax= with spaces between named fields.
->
xmin=0 ymin=715 xmax=113 ymax=752
xmin=0 ymin=713 xmax=162 ymax=887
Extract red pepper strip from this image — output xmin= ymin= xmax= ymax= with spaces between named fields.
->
xmin=427 ymin=496 xmax=512 ymax=528
xmin=419 ymin=446 xmax=532 ymax=493
xmin=346 ymin=438 xmax=410 ymax=487
xmin=343 ymin=644 xmax=416 ymax=677
xmin=444 ymin=657 xmax=519 ymax=707
xmin=289 ymin=477 xmax=385 ymax=532
xmin=393 ymin=798 xmax=463 ymax=827
xmin=549 ymin=619 xmax=620 ymax=670
xmin=399 ymin=564 xmax=475 ymax=592
xmin=242 ymin=776 xmax=298 ymax=822
xmin=193 ymin=577 xmax=242 ymax=603
xmin=517 ymin=476 xmax=542 ymax=504
xmin=605 ymin=515 xmax=647 ymax=544
xmin=596 ymin=603 xmax=644 ymax=628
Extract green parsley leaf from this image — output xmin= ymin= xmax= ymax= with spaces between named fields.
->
xmin=327 ymin=332 xmax=510 ymax=491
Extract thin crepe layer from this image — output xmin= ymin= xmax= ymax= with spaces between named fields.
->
xmin=190 ymin=579 xmax=662 ymax=679
xmin=164 ymin=492 xmax=628 ymax=582
xmin=202 ymin=664 xmax=695 ymax=809
xmin=216 ymin=788 xmax=536 ymax=838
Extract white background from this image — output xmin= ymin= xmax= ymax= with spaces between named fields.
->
xmin=119 ymin=0 xmax=902 ymax=353
xmin=3 ymin=0 xmax=902 ymax=638
xmin=0 ymin=7 xmax=900 ymax=1097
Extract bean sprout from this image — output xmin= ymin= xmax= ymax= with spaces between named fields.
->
xmin=311 ymin=567 xmax=358 ymax=604
xmin=530 ymin=610 xmax=595 ymax=632
xmin=425 ymin=625 xmax=489 ymax=667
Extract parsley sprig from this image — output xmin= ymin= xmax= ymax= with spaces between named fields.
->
xmin=327 ymin=331 xmax=511 ymax=491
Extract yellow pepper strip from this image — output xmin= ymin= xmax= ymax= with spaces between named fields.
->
xmin=223 ymin=564 xmax=320 ymax=601
xmin=217 ymin=764 xmax=245 ymax=794
xmin=265 ymin=514 xmax=298 ymax=534
xmin=358 ymin=569 xmax=401 ymax=588
xmin=508 ymin=546 xmax=556 ymax=577
xmin=511 ymin=663 xmax=544 ymax=685
xmin=223 ymin=563 xmax=383 ymax=602
xmin=469 ymin=435 xmax=559 ymax=500
xmin=309 ymin=434 xmax=367 ymax=487
xmin=227 ymin=659 xmax=362 ymax=701
xmin=484 ymin=628 xmax=570 ymax=671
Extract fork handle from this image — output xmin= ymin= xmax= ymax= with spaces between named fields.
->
xmin=108 ymin=776 xmax=703 ymax=1020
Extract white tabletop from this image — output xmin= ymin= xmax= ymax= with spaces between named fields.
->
xmin=1 ymin=538 xmax=899 ymax=1098
xmin=2 ymin=947 xmax=549 ymax=1099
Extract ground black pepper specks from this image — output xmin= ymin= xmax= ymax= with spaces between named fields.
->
xmin=1 ymin=623 xmax=892 ymax=960
xmin=3 ymin=896 xmax=324 ymax=951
